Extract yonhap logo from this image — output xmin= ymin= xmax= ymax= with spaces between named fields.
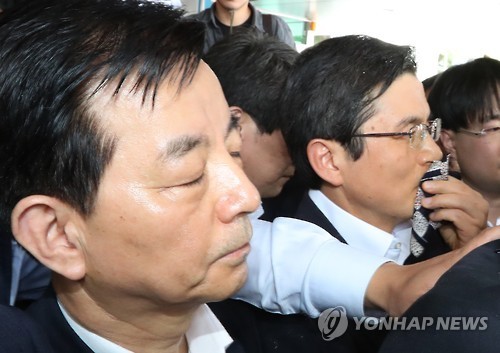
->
xmin=317 ymin=307 xmax=488 ymax=341
xmin=317 ymin=306 xmax=348 ymax=340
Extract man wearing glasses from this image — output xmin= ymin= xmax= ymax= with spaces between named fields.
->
xmin=235 ymin=35 xmax=493 ymax=339
xmin=380 ymin=60 xmax=500 ymax=352
xmin=276 ymin=34 xmax=486 ymax=269
xmin=428 ymin=57 xmax=500 ymax=229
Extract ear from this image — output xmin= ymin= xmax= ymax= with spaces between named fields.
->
xmin=230 ymin=106 xmax=250 ymax=126
xmin=230 ymin=106 xmax=258 ymax=139
xmin=229 ymin=106 xmax=243 ymax=119
xmin=439 ymin=129 xmax=460 ymax=171
xmin=11 ymin=196 xmax=86 ymax=281
xmin=307 ymin=138 xmax=345 ymax=186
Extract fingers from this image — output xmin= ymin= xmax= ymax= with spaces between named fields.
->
xmin=466 ymin=225 xmax=500 ymax=250
xmin=421 ymin=178 xmax=488 ymax=226
xmin=420 ymin=177 xmax=488 ymax=247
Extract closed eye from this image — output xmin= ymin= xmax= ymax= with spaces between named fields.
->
xmin=180 ymin=173 xmax=205 ymax=187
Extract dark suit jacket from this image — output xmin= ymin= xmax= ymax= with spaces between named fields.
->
xmin=26 ymin=288 xmax=246 ymax=353
xmin=210 ymin=298 xmax=363 ymax=353
xmin=0 ymin=224 xmax=12 ymax=306
xmin=0 ymin=304 xmax=55 ymax=353
xmin=379 ymin=239 xmax=500 ymax=353
xmin=26 ymin=290 xmax=95 ymax=353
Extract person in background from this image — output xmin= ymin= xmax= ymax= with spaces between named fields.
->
xmin=203 ymin=28 xmax=296 ymax=201
xmin=427 ymin=57 xmax=500 ymax=228
xmin=186 ymin=0 xmax=295 ymax=54
xmin=422 ymin=73 xmax=441 ymax=97
xmin=0 ymin=1 xmax=260 ymax=352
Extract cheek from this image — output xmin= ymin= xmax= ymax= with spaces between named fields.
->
xmin=84 ymin=207 xmax=216 ymax=295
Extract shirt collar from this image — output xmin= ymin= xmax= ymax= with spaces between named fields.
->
xmin=487 ymin=216 xmax=500 ymax=227
xmin=249 ymin=203 xmax=264 ymax=221
xmin=59 ymin=302 xmax=232 ymax=353
xmin=308 ymin=189 xmax=406 ymax=260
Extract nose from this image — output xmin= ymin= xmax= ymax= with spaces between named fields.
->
xmin=419 ymin=135 xmax=443 ymax=164
xmin=215 ymin=156 xmax=261 ymax=223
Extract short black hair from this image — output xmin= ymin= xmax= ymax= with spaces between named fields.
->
xmin=280 ymin=35 xmax=417 ymax=189
xmin=0 ymin=0 xmax=205 ymax=224
xmin=203 ymin=28 xmax=298 ymax=134
xmin=428 ymin=57 xmax=500 ymax=131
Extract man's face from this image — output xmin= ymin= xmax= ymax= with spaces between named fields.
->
xmin=333 ymin=73 xmax=442 ymax=232
xmin=216 ymin=0 xmax=250 ymax=12
xmin=79 ymin=62 xmax=260 ymax=308
xmin=239 ymin=113 xmax=294 ymax=198
xmin=451 ymin=116 xmax=500 ymax=197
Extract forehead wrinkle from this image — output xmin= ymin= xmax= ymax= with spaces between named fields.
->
xmin=395 ymin=115 xmax=426 ymax=129
xmin=158 ymin=135 xmax=208 ymax=163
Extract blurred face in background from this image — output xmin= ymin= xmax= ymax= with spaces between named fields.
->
xmin=235 ymin=108 xmax=295 ymax=198
xmin=441 ymin=113 xmax=500 ymax=199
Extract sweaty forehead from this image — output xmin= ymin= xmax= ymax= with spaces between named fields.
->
xmin=371 ymin=74 xmax=430 ymax=124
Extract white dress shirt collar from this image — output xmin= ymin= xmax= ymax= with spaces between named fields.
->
xmin=309 ymin=189 xmax=411 ymax=264
xmin=250 ymin=203 xmax=264 ymax=221
xmin=487 ymin=216 xmax=500 ymax=227
xmin=59 ymin=302 xmax=232 ymax=353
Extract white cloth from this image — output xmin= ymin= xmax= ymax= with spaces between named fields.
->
xmin=60 ymin=303 xmax=232 ymax=353
xmin=238 ymin=190 xmax=415 ymax=319
xmin=309 ymin=190 xmax=412 ymax=265
xmin=487 ymin=216 xmax=500 ymax=228
xmin=238 ymin=206 xmax=391 ymax=318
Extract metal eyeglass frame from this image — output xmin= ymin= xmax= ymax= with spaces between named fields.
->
xmin=352 ymin=118 xmax=442 ymax=149
xmin=457 ymin=126 xmax=500 ymax=137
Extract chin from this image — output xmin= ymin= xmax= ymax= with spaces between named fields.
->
xmin=210 ymin=264 xmax=249 ymax=301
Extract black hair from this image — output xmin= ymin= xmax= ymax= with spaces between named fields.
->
xmin=428 ymin=57 xmax=500 ymax=131
xmin=0 ymin=0 xmax=205 ymax=224
xmin=203 ymin=28 xmax=298 ymax=134
xmin=280 ymin=35 xmax=417 ymax=189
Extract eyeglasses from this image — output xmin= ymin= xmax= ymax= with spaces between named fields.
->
xmin=457 ymin=126 xmax=500 ymax=137
xmin=352 ymin=118 xmax=441 ymax=149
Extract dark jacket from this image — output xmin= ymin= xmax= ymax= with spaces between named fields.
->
xmin=25 ymin=287 xmax=246 ymax=353
xmin=0 ymin=304 xmax=55 ymax=353
xmin=379 ymin=239 xmax=500 ymax=353
xmin=187 ymin=2 xmax=295 ymax=53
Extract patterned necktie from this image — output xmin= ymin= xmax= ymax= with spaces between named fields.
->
xmin=410 ymin=155 xmax=450 ymax=257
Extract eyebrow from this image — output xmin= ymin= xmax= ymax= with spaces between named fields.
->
xmin=159 ymin=113 xmax=236 ymax=163
xmin=395 ymin=114 xmax=430 ymax=129
xmin=158 ymin=135 xmax=208 ymax=163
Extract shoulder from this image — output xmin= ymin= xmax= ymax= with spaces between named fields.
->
xmin=379 ymin=239 xmax=500 ymax=353
xmin=185 ymin=7 xmax=212 ymax=21
xmin=0 ymin=304 xmax=54 ymax=352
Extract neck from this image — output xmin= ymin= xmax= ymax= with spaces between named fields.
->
xmin=214 ymin=2 xmax=251 ymax=26
xmin=320 ymin=184 xmax=400 ymax=233
xmin=462 ymin=179 xmax=500 ymax=226
xmin=55 ymin=278 xmax=194 ymax=353
xmin=486 ymin=199 xmax=500 ymax=226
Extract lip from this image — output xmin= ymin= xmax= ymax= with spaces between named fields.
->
xmin=220 ymin=242 xmax=251 ymax=263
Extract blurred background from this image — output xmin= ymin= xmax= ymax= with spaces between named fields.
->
xmin=184 ymin=0 xmax=500 ymax=81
